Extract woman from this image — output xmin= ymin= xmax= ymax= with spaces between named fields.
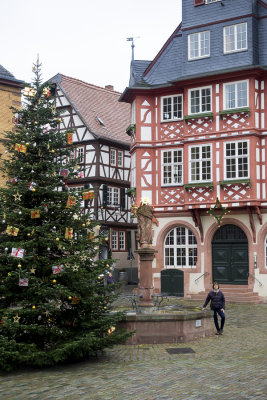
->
xmin=202 ymin=282 xmax=225 ymax=335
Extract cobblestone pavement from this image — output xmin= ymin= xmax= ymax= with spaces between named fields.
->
xmin=0 ymin=288 xmax=266 ymax=400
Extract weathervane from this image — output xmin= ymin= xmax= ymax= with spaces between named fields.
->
xmin=126 ymin=36 xmax=140 ymax=60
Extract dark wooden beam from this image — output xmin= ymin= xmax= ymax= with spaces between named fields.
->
xmin=247 ymin=206 xmax=256 ymax=243
xmin=255 ymin=206 xmax=262 ymax=225
xmin=191 ymin=209 xmax=203 ymax=242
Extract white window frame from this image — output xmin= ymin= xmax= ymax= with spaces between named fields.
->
xmin=110 ymin=149 xmax=116 ymax=166
xmin=223 ymin=80 xmax=249 ymax=110
xmin=205 ymin=0 xmax=221 ymax=3
xmin=188 ymin=86 xmax=212 ymax=114
xmin=111 ymin=231 xmax=118 ymax=251
xmin=107 ymin=187 xmax=120 ymax=206
xmin=188 ymin=31 xmax=210 ymax=61
xmin=118 ymin=150 xmax=123 ymax=167
xmin=161 ymin=149 xmax=183 ymax=186
xmin=223 ymin=22 xmax=247 ymax=54
xmin=164 ymin=227 xmax=198 ymax=269
xmin=119 ymin=231 xmax=126 ymax=251
xmin=224 ymin=140 xmax=249 ymax=180
xmin=131 ymin=152 xmax=136 ymax=187
xmin=189 ymin=144 xmax=212 ymax=183
xmin=76 ymin=147 xmax=84 ymax=163
xmin=161 ymin=94 xmax=183 ymax=122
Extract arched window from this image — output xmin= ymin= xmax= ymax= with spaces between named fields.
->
xmin=164 ymin=227 xmax=197 ymax=268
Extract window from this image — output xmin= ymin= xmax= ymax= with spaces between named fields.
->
xmin=131 ymin=152 xmax=136 ymax=187
xmin=111 ymin=230 xmax=126 ymax=251
xmin=76 ymin=147 xmax=84 ymax=163
xmin=107 ymin=187 xmax=119 ymax=206
xmin=189 ymin=86 xmax=211 ymax=114
xmin=110 ymin=149 xmax=124 ymax=167
xmin=224 ymin=80 xmax=248 ymax=110
xmin=161 ymin=95 xmax=183 ymax=121
xmin=224 ymin=141 xmax=249 ymax=179
xmin=110 ymin=149 xmax=116 ymax=166
xmin=205 ymin=0 xmax=221 ymax=3
xmin=118 ymin=151 xmax=123 ymax=167
xmin=188 ymin=31 xmax=210 ymax=60
xmin=189 ymin=144 xmax=212 ymax=182
xmin=165 ymin=227 xmax=197 ymax=268
xmin=162 ymin=149 xmax=183 ymax=185
xmin=224 ymin=23 xmax=247 ymax=54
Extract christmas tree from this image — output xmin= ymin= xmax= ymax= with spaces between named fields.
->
xmin=0 ymin=60 xmax=130 ymax=372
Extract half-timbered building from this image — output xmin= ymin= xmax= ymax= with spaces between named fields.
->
xmin=120 ymin=0 xmax=267 ymax=301
xmin=51 ymin=74 xmax=137 ymax=273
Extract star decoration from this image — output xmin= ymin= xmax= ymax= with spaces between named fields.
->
xmin=13 ymin=192 xmax=22 ymax=201
xmin=45 ymin=310 xmax=51 ymax=317
xmin=13 ymin=314 xmax=21 ymax=323
xmin=80 ymin=255 xmax=87 ymax=261
xmin=73 ymin=214 xmax=79 ymax=220
xmin=72 ymin=264 xmax=79 ymax=272
xmin=208 ymin=197 xmax=228 ymax=225
xmin=86 ymin=220 xmax=91 ymax=226
xmin=65 ymin=263 xmax=71 ymax=269
xmin=57 ymin=244 xmax=63 ymax=250
xmin=30 ymin=268 xmax=36 ymax=274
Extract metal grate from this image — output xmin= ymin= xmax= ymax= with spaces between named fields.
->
xmin=166 ymin=348 xmax=195 ymax=354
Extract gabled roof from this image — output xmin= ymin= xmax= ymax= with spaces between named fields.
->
xmin=0 ymin=64 xmax=24 ymax=86
xmin=51 ymin=74 xmax=131 ymax=146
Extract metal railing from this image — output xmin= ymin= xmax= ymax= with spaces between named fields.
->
xmin=195 ymin=272 xmax=209 ymax=283
xmin=247 ymin=272 xmax=263 ymax=287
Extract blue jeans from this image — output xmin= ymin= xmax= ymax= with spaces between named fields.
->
xmin=213 ymin=308 xmax=225 ymax=332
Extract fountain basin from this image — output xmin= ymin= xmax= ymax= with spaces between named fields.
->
xmin=118 ymin=309 xmax=214 ymax=344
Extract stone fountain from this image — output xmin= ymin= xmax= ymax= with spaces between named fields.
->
xmin=118 ymin=202 xmax=214 ymax=344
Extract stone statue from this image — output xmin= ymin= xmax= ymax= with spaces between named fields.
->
xmin=136 ymin=203 xmax=157 ymax=248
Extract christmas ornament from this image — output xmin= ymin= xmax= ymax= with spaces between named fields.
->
xmin=72 ymin=264 xmax=79 ymax=272
xmin=14 ymin=113 xmax=22 ymax=125
xmin=66 ymin=196 xmax=76 ymax=208
xmin=52 ymin=264 xmax=64 ymax=274
xmin=59 ymin=169 xmax=69 ymax=177
xmin=43 ymin=87 xmax=51 ymax=97
xmin=6 ymin=226 xmax=19 ymax=236
xmin=82 ymin=191 xmax=94 ymax=200
xmin=15 ymin=143 xmax=27 ymax=153
xmin=24 ymin=87 xmax=36 ymax=97
xmin=19 ymin=278 xmax=28 ymax=286
xmin=66 ymin=132 xmax=73 ymax=144
xmin=73 ymin=214 xmax=79 ymax=220
xmin=107 ymin=326 xmax=116 ymax=335
xmin=17 ymin=264 xmax=22 ymax=268
xmin=68 ymin=296 xmax=72 ymax=300
xmin=30 ymin=268 xmax=36 ymax=274
xmin=10 ymin=177 xmax=18 ymax=184
xmin=56 ymin=237 xmax=60 ymax=241
xmin=11 ymin=248 xmax=25 ymax=258
xmin=52 ymin=279 xmax=57 ymax=284
xmin=13 ymin=314 xmax=21 ymax=323
xmin=80 ymin=255 xmax=87 ymax=261
xmin=78 ymin=172 xmax=83 ymax=178
xmin=88 ymin=232 xmax=94 ymax=239
xmin=32 ymin=305 xmax=36 ymax=309
xmin=71 ymin=296 xmax=80 ymax=304
xmin=51 ymin=149 xmax=55 ymax=153
xmin=30 ymin=210 xmax=40 ymax=219
xmin=65 ymin=263 xmax=71 ymax=269
xmin=65 ymin=228 xmax=73 ymax=239
xmin=13 ymin=192 xmax=22 ymax=201
xmin=208 ymin=197 xmax=228 ymax=226
xmin=43 ymin=123 xmax=52 ymax=133
xmin=45 ymin=310 xmax=50 ymax=317
xmin=28 ymin=182 xmax=37 ymax=191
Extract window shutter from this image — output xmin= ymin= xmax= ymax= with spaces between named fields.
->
xmin=194 ymin=0 xmax=205 ymax=6
xmin=102 ymin=184 xmax=107 ymax=207
xmin=84 ymin=184 xmax=89 ymax=208
xmin=120 ymin=188 xmax=126 ymax=209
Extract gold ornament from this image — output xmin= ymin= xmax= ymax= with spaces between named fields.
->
xmin=68 ymin=296 xmax=72 ymax=300
xmin=82 ymin=223 xmax=86 ymax=227
xmin=17 ymin=264 xmax=22 ymax=268
xmin=8 ymin=272 xmax=12 ymax=276
xmin=32 ymin=305 xmax=36 ymax=309
xmin=56 ymin=237 xmax=60 ymax=241
xmin=52 ymin=279 xmax=57 ymax=284
xmin=51 ymin=149 xmax=55 ymax=153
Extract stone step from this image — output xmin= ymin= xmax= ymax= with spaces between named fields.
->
xmin=188 ymin=292 xmax=263 ymax=304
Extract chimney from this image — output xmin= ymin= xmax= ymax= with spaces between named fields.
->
xmin=105 ymin=85 xmax=114 ymax=91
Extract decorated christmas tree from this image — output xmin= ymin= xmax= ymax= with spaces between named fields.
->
xmin=0 ymin=60 xmax=129 ymax=372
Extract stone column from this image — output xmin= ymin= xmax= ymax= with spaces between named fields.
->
xmin=135 ymin=247 xmax=157 ymax=307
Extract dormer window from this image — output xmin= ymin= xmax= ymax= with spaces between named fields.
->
xmin=205 ymin=0 xmax=221 ymax=3
xmin=188 ymin=31 xmax=210 ymax=60
xmin=224 ymin=23 xmax=247 ymax=54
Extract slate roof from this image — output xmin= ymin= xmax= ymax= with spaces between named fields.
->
xmin=129 ymin=60 xmax=151 ymax=87
xmin=51 ymin=74 xmax=131 ymax=146
xmin=0 ymin=64 xmax=23 ymax=85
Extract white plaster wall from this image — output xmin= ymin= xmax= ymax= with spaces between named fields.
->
xmin=254 ymin=269 xmax=267 ymax=299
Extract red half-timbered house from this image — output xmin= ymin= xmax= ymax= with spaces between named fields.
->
xmin=51 ymin=74 xmax=137 ymax=275
xmin=121 ymin=0 xmax=267 ymax=301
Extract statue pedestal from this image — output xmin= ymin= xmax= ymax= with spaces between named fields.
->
xmin=135 ymin=247 xmax=157 ymax=307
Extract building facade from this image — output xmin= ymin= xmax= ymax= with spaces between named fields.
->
xmin=0 ymin=64 xmax=23 ymax=186
xmin=121 ymin=0 xmax=267 ymax=300
xmin=51 ymin=74 xmax=137 ymax=275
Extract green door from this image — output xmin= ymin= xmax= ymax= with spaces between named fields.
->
xmin=212 ymin=225 xmax=248 ymax=285
xmin=161 ymin=269 xmax=184 ymax=296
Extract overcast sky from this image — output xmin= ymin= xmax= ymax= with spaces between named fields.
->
xmin=0 ymin=0 xmax=182 ymax=93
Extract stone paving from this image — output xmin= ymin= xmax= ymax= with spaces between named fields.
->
xmin=0 ymin=288 xmax=266 ymax=400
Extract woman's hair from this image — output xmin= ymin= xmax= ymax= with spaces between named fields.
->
xmin=213 ymin=281 xmax=220 ymax=289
